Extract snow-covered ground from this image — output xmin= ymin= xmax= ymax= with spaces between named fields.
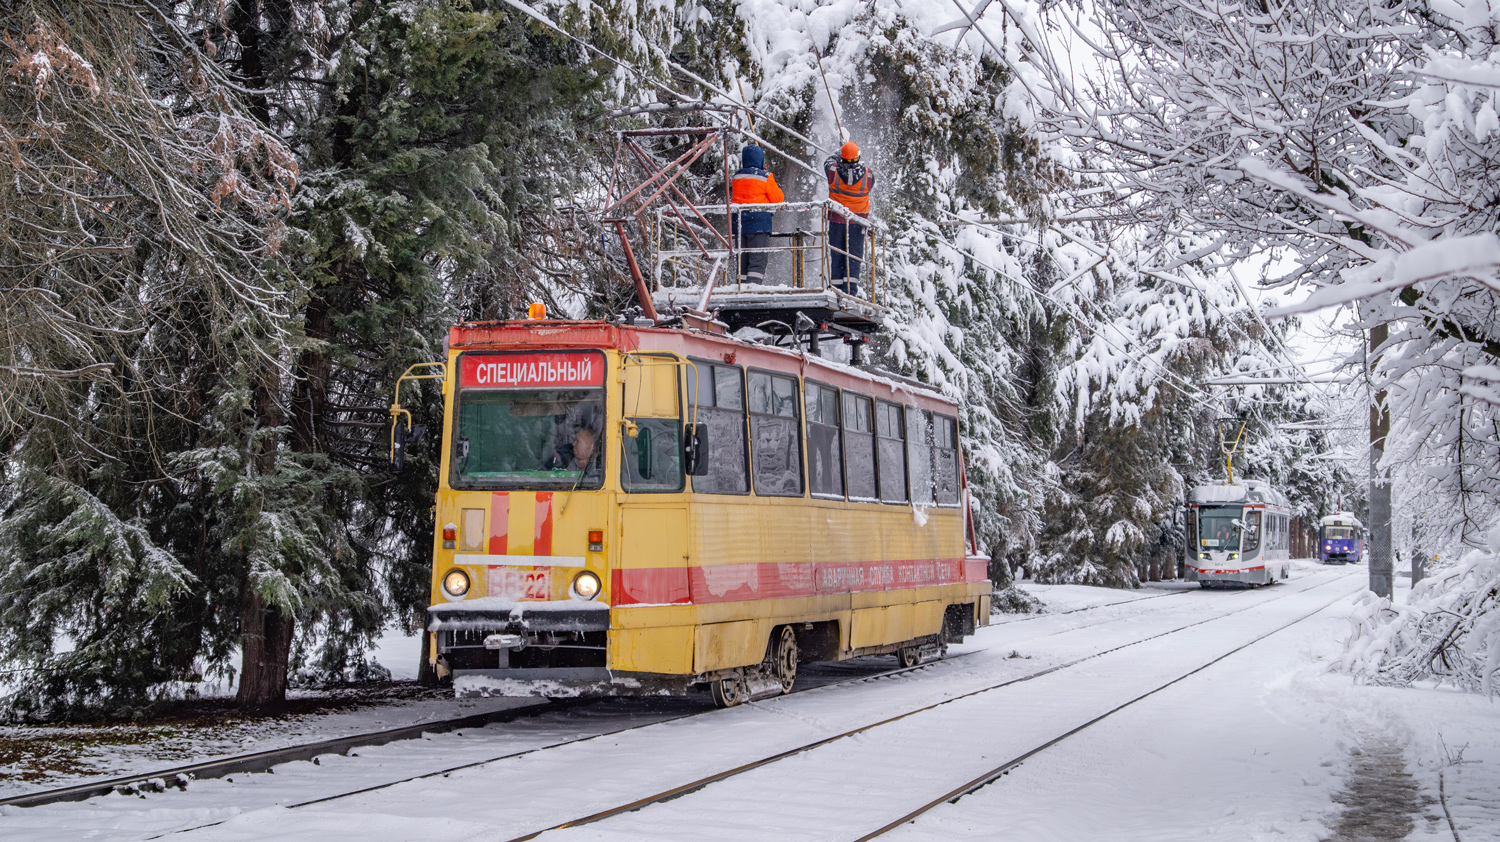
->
xmin=0 ymin=690 xmax=539 ymax=800
xmin=2 ymin=561 xmax=1493 ymax=841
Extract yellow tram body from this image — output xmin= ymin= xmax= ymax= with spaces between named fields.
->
xmin=420 ymin=320 xmax=990 ymax=700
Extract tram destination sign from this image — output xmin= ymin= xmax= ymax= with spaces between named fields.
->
xmin=460 ymin=351 xmax=604 ymax=389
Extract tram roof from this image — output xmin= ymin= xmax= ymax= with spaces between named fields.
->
xmin=1187 ymin=479 xmax=1290 ymax=509
xmin=1319 ymin=512 xmax=1363 ymax=528
xmin=448 ymin=320 xmax=959 ymax=412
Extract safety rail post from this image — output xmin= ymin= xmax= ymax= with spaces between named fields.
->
xmin=793 ymin=231 xmax=805 ymax=288
xmin=820 ymin=205 xmax=829 ymax=290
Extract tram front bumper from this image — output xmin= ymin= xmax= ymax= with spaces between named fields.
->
xmin=1188 ymin=565 xmax=1270 ymax=585
xmin=428 ymin=598 xmax=613 ymax=688
xmin=425 ymin=597 xmax=610 ymax=635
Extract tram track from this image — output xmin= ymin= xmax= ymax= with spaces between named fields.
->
xmin=487 ymin=569 xmax=1356 ymax=842
xmin=851 ymin=577 xmax=1362 ymax=840
xmin=122 ymin=653 xmax=976 ymax=840
xmin=0 ymin=574 xmax=1195 ymax=816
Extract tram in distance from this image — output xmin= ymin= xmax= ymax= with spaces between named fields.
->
xmin=1316 ymin=512 xmax=1364 ymax=565
xmin=389 ymin=317 xmax=991 ymax=707
xmin=1184 ymin=479 xmax=1293 ymax=588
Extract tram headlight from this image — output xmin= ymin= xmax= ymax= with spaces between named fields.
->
xmin=572 ymin=571 xmax=602 ymax=600
xmin=441 ymin=569 xmax=471 ymax=598
xmin=1228 ymin=552 xmax=1239 ymax=560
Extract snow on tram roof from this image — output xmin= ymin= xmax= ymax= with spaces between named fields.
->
xmin=1188 ymin=479 xmax=1290 ymax=508
xmin=447 ymin=319 xmax=958 ymax=409
xmin=1319 ymin=512 xmax=1363 ymax=528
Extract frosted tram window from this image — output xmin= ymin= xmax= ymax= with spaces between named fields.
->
xmin=933 ymin=414 xmax=960 ymax=505
xmin=876 ymin=401 xmax=908 ymax=504
xmin=842 ymin=392 xmax=876 ymax=500
xmin=687 ymin=361 xmax=749 ymax=494
xmin=748 ymin=371 xmax=804 ymax=496
xmin=452 ymin=389 xmax=604 ymax=490
xmin=805 ymin=381 xmax=844 ymax=498
xmin=907 ymin=409 xmax=935 ymax=505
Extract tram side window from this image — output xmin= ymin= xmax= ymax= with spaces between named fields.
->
xmin=876 ymin=401 xmax=908 ymax=504
xmin=1241 ymin=510 xmax=1262 ymax=553
xmin=805 ymin=381 xmax=844 ymax=498
xmin=906 ymin=409 xmax=935 ymax=505
xmin=687 ymin=362 xmax=749 ymax=494
xmin=843 ymin=392 xmax=877 ymax=501
xmin=748 ymin=371 xmax=804 ymax=496
xmin=621 ymin=356 xmax=683 ymax=493
xmin=934 ymin=415 xmax=960 ymax=505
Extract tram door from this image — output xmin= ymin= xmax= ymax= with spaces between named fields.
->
xmin=609 ymin=354 xmax=693 ymax=674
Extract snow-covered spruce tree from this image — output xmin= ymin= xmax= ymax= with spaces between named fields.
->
xmin=0 ymin=0 xmax=300 ymax=717
xmin=205 ymin=0 xmax=618 ymax=700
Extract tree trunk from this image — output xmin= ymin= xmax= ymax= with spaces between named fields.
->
xmin=417 ymin=629 xmax=438 ymax=686
xmin=1368 ymin=321 xmax=1393 ymax=599
xmin=236 ymin=591 xmax=295 ymax=707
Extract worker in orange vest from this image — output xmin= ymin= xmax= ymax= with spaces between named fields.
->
xmin=730 ymin=144 xmax=784 ymax=284
xmin=824 ymin=141 xmax=875 ymax=295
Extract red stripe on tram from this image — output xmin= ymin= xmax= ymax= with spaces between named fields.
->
xmin=534 ymin=492 xmax=553 ymax=556
xmin=611 ymin=568 xmax=691 ymax=605
xmin=612 ymin=557 xmax=974 ymax=606
xmin=488 ymin=492 xmax=509 ymax=555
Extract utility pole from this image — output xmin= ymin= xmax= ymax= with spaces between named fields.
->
xmin=1368 ymin=321 xmax=1393 ymax=598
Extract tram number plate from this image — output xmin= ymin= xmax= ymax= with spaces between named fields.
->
xmin=488 ymin=567 xmax=551 ymax=601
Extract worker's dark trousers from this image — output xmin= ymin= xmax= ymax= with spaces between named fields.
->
xmin=740 ymin=231 xmax=770 ymax=283
xmin=829 ymin=220 xmax=864 ymax=294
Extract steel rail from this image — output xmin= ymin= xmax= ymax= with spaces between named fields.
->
xmin=497 ymin=570 xmax=1352 ymax=842
xmin=0 ymin=699 xmax=583 ymax=810
xmin=853 ymin=578 xmax=1365 ymax=840
xmin=998 ymin=583 xmax=1196 ymax=625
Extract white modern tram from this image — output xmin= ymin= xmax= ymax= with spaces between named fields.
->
xmin=1184 ymin=480 xmax=1293 ymax=587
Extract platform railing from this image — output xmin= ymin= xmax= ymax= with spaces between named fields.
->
xmin=651 ymin=199 xmax=887 ymax=309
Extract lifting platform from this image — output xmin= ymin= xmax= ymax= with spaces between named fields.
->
xmin=602 ymin=126 xmax=887 ymax=353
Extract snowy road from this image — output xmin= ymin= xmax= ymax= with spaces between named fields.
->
xmin=4 ymin=563 xmax=1491 ymax=842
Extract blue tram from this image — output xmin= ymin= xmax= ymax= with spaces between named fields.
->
xmin=1316 ymin=513 xmax=1364 ymax=564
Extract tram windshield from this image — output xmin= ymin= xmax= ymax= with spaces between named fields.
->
xmin=1197 ymin=507 xmax=1244 ymax=550
xmin=452 ymin=388 xmax=605 ymax=489
xmin=1323 ymin=526 xmax=1353 ymax=539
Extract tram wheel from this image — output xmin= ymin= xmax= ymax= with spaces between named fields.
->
xmin=898 ymin=644 xmax=921 ymax=669
xmin=772 ymin=626 xmax=798 ymax=694
xmin=710 ymin=669 xmax=750 ymax=708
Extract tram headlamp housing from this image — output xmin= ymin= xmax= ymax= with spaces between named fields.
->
xmin=441 ymin=569 xmax=471 ymax=598
xmin=572 ymin=571 xmax=602 ymax=600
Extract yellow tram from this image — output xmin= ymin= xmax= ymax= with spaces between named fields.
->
xmin=396 ymin=318 xmax=990 ymax=706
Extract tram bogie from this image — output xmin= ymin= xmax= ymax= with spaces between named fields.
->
xmin=1183 ymin=480 xmax=1293 ymax=588
xmin=408 ymin=319 xmax=990 ymax=705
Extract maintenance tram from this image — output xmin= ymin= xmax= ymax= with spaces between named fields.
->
xmin=1183 ymin=480 xmax=1293 ymax=587
xmin=1316 ymin=512 xmax=1364 ymax=564
xmin=392 ymin=319 xmax=990 ymax=707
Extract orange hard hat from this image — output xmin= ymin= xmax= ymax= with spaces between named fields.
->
xmin=840 ymin=141 xmax=860 ymax=161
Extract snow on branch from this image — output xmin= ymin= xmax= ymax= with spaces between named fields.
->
xmin=1340 ymin=527 xmax=1500 ymax=697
